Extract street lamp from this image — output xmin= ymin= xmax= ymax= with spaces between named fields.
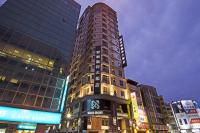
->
xmin=66 ymin=113 xmax=71 ymax=119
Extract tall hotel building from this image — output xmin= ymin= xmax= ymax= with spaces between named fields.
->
xmin=0 ymin=0 xmax=80 ymax=133
xmin=62 ymin=3 xmax=131 ymax=133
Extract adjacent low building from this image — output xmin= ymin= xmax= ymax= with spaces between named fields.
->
xmin=127 ymin=79 xmax=150 ymax=133
xmin=163 ymin=103 xmax=179 ymax=133
xmin=139 ymin=85 xmax=168 ymax=133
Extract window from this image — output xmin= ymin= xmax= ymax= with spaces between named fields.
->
xmin=102 ymin=34 xmax=107 ymax=40
xmin=102 ymin=75 xmax=109 ymax=84
xmin=45 ymin=87 xmax=55 ymax=97
xmin=121 ymin=91 xmax=125 ymax=98
xmin=2 ymin=90 xmax=15 ymax=103
xmin=91 ymin=86 xmax=94 ymax=92
xmin=184 ymin=119 xmax=188 ymax=124
xmin=102 ymin=119 xmax=109 ymax=126
xmin=6 ymin=82 xmax=19 ymax=91
xmin=13 ymin=92 xmax=26 ymax=104
xmin=119 ymin=80 xmax=124 ymax=87
xmin=83 ymin=88 xmax=88 ymax=96
xmin=114 ymin=90 xmax=117 ymax=96
xmin=38 ymin=86 xmax=46 ymax=96
xmin=49 ymin=77 xmax=57 ymax=86
xmin=51 ymin=99 xmax=60 ymax=110
xmin=43 ymin=76 xmax=49 ymax=85
xmin=35 ymin=96 xmax=43 ymax=107
xmin=102 ymin=56 xmax=109 ymax=63
xmin=102 ymin=23 xmax=107 ymax=28
xmin=18 ymin=82 xmax=29 ymax=93
xmin=25 ymin=95 xmax=36 ymax=106
xmin=111 ymin=78 xmax=116 ymax=85
xmin=102 ymin=65 xmax=109 ymax=73
xmin=102 ymin=48 xmax=108 ymax=55
xmin=29 ymin=85 xmax=40 ymax=94
xmin=75 ymin=91 xmax=80 ymax=97
xmin=103 ymin=87 xmax=108 ymax=94
xmin=88 ymin=118 xmax=91 ymax=125
xmin=54 ymin=88 xmax=62 ymax=98
xmin=102 ymin=41 xmax=108 ymax=47
xmin=102 ymin=28 xmax=107 ymax=34
xmin=118 ymin=70 xmax=122 ymax=77
xmin=179 ymin=119 xmax=183 ymax=125
xmin=42 ymin=97 xmax=52 ymax=108
xmin=111 ymin=69 xmax=115 ymax=75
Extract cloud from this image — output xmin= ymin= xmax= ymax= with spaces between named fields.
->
xmin=76 ymin=0 xmax=200 ymax=101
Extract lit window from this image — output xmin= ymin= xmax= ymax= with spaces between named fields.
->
xmin=102 ymin=119 xmax=109 ymax=126
xmin=103 ymin=87 xmax=108 ymax=94
xmin=121 ymin=91 xmax=125 ymax=98
xmin=0 ymin=76 xmax=6 ymax=81
xmin=10 ymin=78 xmax=18 ymax=84
xmin=179 ymin=119 xmax=183 ymax=125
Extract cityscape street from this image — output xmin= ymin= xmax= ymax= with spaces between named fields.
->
xmin=0 ymin=0 xmax=199 ymax=133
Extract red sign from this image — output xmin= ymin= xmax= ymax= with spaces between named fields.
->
xmin=190 ymin=118 xmax=200 ymax=124
xmin=188 ymin=109 xmax=197 ymax=114
xmin=138 ymin=122 xmax=149 ymax=129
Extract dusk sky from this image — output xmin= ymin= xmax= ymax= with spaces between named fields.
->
xmin=76 ymin=0 xmax=200 ymax=102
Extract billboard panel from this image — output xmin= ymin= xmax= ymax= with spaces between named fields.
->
xmin=0 ymin=106 xmax=61 ymax=124
xmin=171 ymin=100 xmax=200 ymax=131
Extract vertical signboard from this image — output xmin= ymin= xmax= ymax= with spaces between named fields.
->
xmin=94 ymin=46 xmax=101 ymax=94
xmin=119 ymin=36 xmax=127 ymax=67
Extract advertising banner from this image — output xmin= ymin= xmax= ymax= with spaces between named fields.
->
xmin=171 ymin=100 xmax=200 ymax=131
xmin=181 ymin=100 xmax=197 ymax=114
xmin=0 ymin=106 xmax=61 ymax=124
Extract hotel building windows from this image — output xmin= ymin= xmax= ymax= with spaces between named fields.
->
xmin=63 ymin=3 xmax=130 ymax=133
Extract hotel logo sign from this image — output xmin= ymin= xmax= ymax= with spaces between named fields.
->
xmin=91 ymin=100 xmax=100 ymax=110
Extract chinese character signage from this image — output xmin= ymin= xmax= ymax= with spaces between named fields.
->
xmin=94 ymin=46 xmax=101 ymax=94
xmin=119 ymin=36 xmax=127 ymax=67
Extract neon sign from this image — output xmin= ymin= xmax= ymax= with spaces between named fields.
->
xmin=0 ymin=106 xmax=61 ymax=124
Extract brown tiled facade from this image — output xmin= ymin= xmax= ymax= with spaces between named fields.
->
xmin=62 ymin=3 xmax=131 ymax=133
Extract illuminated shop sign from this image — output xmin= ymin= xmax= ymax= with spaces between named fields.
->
xmin=87 ymin=111 xmax=103 ymax=115
xmin=86 ymin=99 xmax=111 ymax=115
xmin=60 ymin=76 xmax=69 ymax=112
xmin=90 ymin=100 xmax=100 ymax=110
xmin=0 ymin=106 xmax=61 ymax=124
xmin=17 ymin=124 xmax=37 ymax=130
xmin=94 ymin=46 xmax=101 ymax=94
xmin=119 ymin=36 xmax=127 ymax=67
xmin=117 ymin=113 xmax=128 ymax=117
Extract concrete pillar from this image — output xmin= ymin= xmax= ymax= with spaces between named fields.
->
xmin=35 ymin=124 xmax=46 ymax=133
